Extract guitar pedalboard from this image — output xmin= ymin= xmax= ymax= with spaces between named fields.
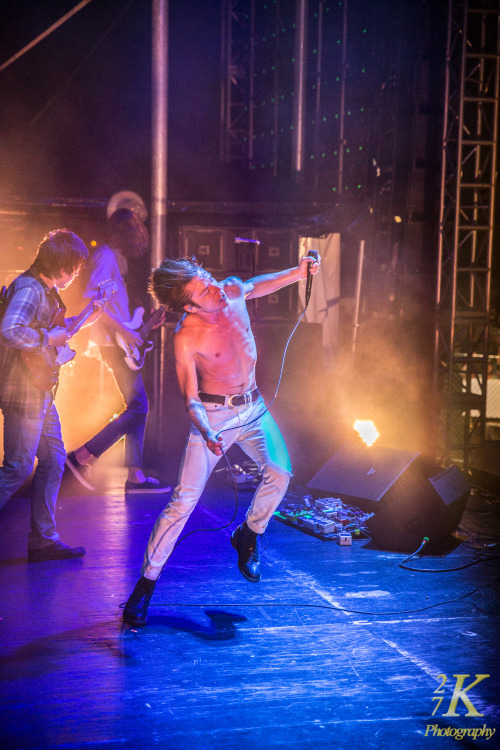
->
xmin=274 ymin=496 xmax=373 ymax=544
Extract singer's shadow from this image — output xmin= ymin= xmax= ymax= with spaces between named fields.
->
xmin=126 ymin=609 xmax=248 ymax=642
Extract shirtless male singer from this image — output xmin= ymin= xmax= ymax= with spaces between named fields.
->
xmin=123 ymin=252 xmax=320 ymax=625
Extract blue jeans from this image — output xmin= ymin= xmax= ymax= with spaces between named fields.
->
xmin=84 ymin=346 xmax=148 ymax=468
xmin=0 ymin=402 xmax=65 ymax=549
xmin=141 ymin=396 xmax=292 ymax=580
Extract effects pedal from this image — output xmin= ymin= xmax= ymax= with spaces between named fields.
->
xmin=299 ymin=512 xmax=338 ymax=535
xmin=314 ymin=497 xmax=343 ymax=515
xmin=337 ymin=533 xmax=352 ymax=546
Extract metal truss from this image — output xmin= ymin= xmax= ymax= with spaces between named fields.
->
xmin=435 ymin=0 xmax=500 ymax=469
xmin=220 ymin=0 xmax=254 ymax=165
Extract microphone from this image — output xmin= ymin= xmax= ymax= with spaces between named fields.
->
xmin=305 ymin=249 xmax=319 ymax=306
xmin=234 ymin=237 xmax=261 ymax=245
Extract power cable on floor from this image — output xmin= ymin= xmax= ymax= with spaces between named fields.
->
xmin=118 ymin=585 xmax=499 ymax=620
xmin=398 ymin=536 xmax=500 ymax=573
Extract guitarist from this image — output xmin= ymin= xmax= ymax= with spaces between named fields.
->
xmin=65 ymin=208 xmax=170 ymax=494
xmin=0 ymin=229 xmax=102 ymax=562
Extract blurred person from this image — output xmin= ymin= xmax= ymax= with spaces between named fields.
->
xmin=123 ymin=252 xmax=321 ymax=625
xmin=0 ymin=229 xmax=103 ymax=562
xmin=64 ymin=208 xmax=170 ymax=494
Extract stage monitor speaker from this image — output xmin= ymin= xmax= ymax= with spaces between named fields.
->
xmin=365 ymin=464 xmax=470 ymax=553
xmin=307 ymin=441 xmax=425 ymax=513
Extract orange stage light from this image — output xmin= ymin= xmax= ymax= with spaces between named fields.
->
xmin=353 ymin=419 xmax=379 ymax=447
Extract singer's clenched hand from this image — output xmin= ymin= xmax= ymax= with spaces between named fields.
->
xmin=299 ymin=253 xmax=321 ymax=279
xmin=205 ymin=430 xmax=224 ymax=456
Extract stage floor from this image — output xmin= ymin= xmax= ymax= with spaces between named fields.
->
xmin=0 ymin=465 xmax=499 ymax=750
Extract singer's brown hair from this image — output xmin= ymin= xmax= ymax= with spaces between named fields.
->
xmin=149 ymin=256 xmax=203 ymax=312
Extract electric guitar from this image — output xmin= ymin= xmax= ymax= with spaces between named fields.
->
xmin=23 ymin=279 xmax=117 ymax=392
xmin=115 ymin=307 xmax=164 ymax=370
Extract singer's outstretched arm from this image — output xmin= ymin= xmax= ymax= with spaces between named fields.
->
xmin=243 ymin=255 xmax=320 ymax=299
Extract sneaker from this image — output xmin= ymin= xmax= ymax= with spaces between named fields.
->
xmin=65 ymin=451 xmax=95 ymax=491
xmin=123 ymin=577 xmax=156 ymax=626
xmin=28 ymin=540 xmax=86 ymax=563
xmin=125 ymin=477 xmax=171 ymax=494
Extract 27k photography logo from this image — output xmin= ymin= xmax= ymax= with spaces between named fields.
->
xmin=425 ymin=673 xmax=496 ymax=741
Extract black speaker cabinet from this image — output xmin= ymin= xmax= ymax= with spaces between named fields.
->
xmin=469 ymin=442 xmax=500 ymax=494
xmin=307 ymin=441 xmax=425 ymax=513
xmin=365 ymin=464 xmax=470 ymax=553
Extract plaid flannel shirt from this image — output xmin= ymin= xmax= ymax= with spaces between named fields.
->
xmin=0 ymin=267 xmax=74 ymax=418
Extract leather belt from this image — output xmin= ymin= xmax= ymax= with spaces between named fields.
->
xmin=199 ymin=387 xmax=260 ymax=408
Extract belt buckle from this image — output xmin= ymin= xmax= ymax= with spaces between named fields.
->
xmin=228 ymin=391 xmax=251 ymax=408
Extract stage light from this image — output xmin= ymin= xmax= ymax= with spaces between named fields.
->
xmin=353 ymin=419 xmax=379 ymax=447
xmin=106 ymin=191 xmax=147 ymax=221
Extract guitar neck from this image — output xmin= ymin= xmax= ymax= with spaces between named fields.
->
xmin=140 ymin=309 xmax=162 ymax=338
xmin=66 ymin=299 xmax=97 ymax=338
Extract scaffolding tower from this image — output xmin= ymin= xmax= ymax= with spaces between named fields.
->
xmin=220 ymin=0 xmax=255 ymax=165
xmin=434 ymin=0 xmax=500 ymax=470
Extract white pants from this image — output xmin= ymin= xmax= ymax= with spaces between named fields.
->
xmin=141 ymin=396 xmax=292 ymax=580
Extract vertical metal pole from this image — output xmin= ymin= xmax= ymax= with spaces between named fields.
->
xmin=220 ymin=0 xmax=231 ymax=163
xmin=249 ymin=0 xmax=256 ymax=167
xmin=272 ymin=0 xmax=280 ymax=176
xmin=352 ymin=239 xmax=365 ymax=363
xmin=337 ymin=0 xmax=348 ymax=194
xmin=220 ymin=0 xmax=228 ymax=162
xmin=292 ymin=0 xmax=308 ymax=178
xmin=313 ymin=0 xmax=324 ymax=188
xmin=151 ymin=0 xmax=168 ymax=436
xmin=151 ymin=0 xmax=168 ymax=271
xmin=450 ymin=1 xmax=467 ymax=463
xmin=434 ymin=0 xmax=453 ymax=392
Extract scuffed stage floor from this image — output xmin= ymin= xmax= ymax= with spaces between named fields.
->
xmin=0 ymin=466 xmax=498 ymax=750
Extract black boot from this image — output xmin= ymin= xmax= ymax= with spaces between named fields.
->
xmin=123 ymin=576 xmax=156 ymax=626
xmin=231 ymin=521 xmax=261 ymax=582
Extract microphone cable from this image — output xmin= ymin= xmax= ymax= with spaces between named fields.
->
xmin=146 ymin=258 xmax=318 ymax=573
xmin=171 ymin=303 xmax=308 ymax=553
xmin=216 ymin=249 xmax=319 ymax=440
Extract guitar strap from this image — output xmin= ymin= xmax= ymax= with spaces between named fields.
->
xmin=24 ymin=267 xmax=67 ymax=330
xmin=20 ymin=273 xmax=68 ymax=395
xmin=48 ymin=288 xmax=67 ymax=328
xmin=0 ymin=285 xmax=8 ymax=326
